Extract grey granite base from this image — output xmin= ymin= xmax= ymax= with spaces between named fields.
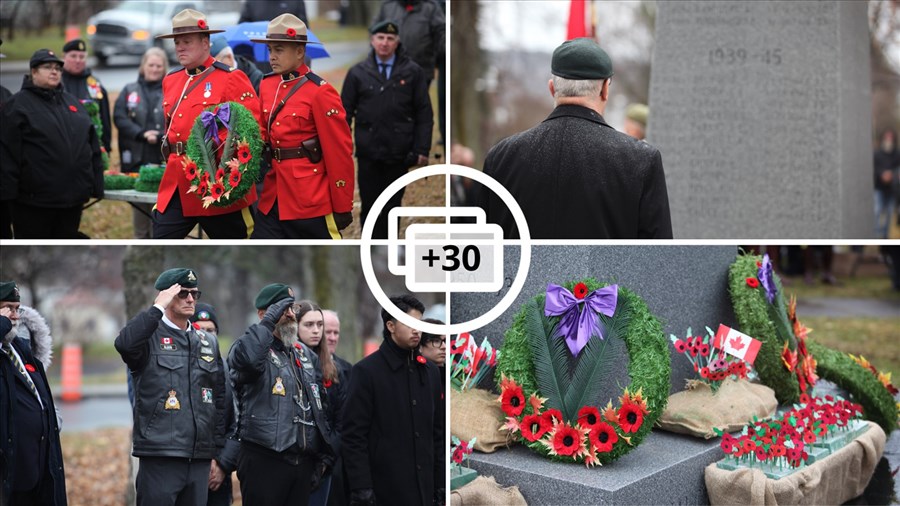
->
xmin=468 ymin=430 xmax=722 ymax=505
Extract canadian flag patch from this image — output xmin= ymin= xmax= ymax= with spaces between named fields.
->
xmin=713 ymin=324 xmax=762 ymax=365
xmin=161 ymin=337 xmax=172 ymax=345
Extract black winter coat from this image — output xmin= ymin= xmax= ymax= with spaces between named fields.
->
xmin=478 ymin=104 xmax=673 ymax=239
xmin=341 ymin=338 xmax=444 ymax=506
xmin=374 ymin=0 xmax=445 ymax=78
xmin=341 ymin=49 xmax=432 ymax=164
xmin=114 ymin=76 xmax=164 ymax=172
xmin=0 ymin=78 xmax=104 ymax=207
xmin=62 ymin=68 xmax=112 ymax=151
xmin=1 ymin=326 xmax=67 ymax=505
xmin=115 ymin=307 xmax=227 ymax=459
xmin=239 ymin=0 xmax=309 ymax=25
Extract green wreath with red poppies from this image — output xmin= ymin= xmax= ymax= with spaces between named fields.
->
xmin=495 ymin=278 xmax=670 ymax=466
xmin=184 ymin=101 xmax=262 ymax=208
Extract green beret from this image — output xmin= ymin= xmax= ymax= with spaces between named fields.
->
xmin=154 ymin=268 xmax=199 ymax=290
xmin=0 ymin=281 xmax=20 ymax=302
xmin=255 ymin=283 xmax=294 ymax=309
xmin=370 ymin=20 xmax=399 ymax=35
xmin=625 ymin=103 xmax=649 ymax=127
xmin=551 ymin=38 xmax=613 ymax=80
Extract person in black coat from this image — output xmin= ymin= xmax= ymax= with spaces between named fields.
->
xmin=341 ymin=295 xmax=444 ymax=506
xmin=114 ymin=47 xmax=167 ymax=239
xmin=373 ymin=0 xmax=444 ymax=83
xmin=0 ymin=281 xmax=68 ymax=506
xmin=323 ymin=309 xmax=351 ymax=506
xmin=477 ymin=38 xmax=673 ymax=240
xmin=341 ymin=21 xmax=433 ymax=239
xmin=418 ymin=318 xmax=445 ymax=389
xmin=873 ymin=128 xmax=899 ymax=239
xmin=0 ymin=49 xmax=104 ymax=239
xmin=61 ymin=39 xmax=112 ymax=153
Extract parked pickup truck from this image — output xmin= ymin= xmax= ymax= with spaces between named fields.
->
xmin=87 ymin=0 xmax=238 ymax=66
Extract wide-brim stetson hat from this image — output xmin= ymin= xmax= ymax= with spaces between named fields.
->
xmin=156 ymin=9 xmax=224 ymax=39
xmin=250 ymin=13 xmax=322 ymax=45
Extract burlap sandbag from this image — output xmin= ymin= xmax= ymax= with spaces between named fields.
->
xmin=704 ymin=421 xmax=885 ymax=505
xmin=450 ymin=476 xmax=527 ymax=506
xmin=657 ymin=379 xmax=777 ymax=439
xmin=451 ymin=389 xmax=511 ymax=452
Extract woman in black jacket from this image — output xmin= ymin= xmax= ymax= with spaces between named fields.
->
xmin=113 ymin=47 xmax=166 ymax=239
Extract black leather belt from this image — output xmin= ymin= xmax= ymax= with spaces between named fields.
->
xmin=161 ymin=141 xmax=185 ymax=158
xmin=272 ymin=147 xmax=308 ymax=162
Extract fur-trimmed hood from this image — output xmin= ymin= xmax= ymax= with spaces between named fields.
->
xmin=16 ymin=305 xmax=54 ymax=369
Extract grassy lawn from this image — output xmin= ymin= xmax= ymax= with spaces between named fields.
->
xmin=806 ymin=316 xmax=900 ymax=380
xmin=1 ymin=28 xmax=71 ymax=60
xmin=783 ymin=273 xmax=900 ymax=301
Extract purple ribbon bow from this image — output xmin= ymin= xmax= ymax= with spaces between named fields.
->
xmin=544 ymin=283 xmax=618 ymax=357
xmin=199 ymin=104 xmax=231 ymax=146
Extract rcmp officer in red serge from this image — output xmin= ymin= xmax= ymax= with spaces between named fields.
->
xmin=249 ymin=14 xmax=355 ymax=239
xmin=115 ymin=268 xmax=227 ymax=506
xmin=154 ymin=9 xmax=262 ymax=239
xmin=228 ymin=284 xmax=337 ymax=505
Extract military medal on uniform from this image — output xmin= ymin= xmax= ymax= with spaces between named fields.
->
xmin=272 ymin=376 xmax=286 ymax=396
xmin=204 ymin=82 xmax=212 ymax=99
xmin=165 ymin=389 xmax=181 ymax=410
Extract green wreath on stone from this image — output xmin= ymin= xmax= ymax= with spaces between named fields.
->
xmin=183 ymin=101 xmax=262 ymax=209
xmin=495 ymin=278 xmax=670 ymax=466
xmin=808 ymin=341 xmax=897 ymax=435
xmin=134 ymin=164 xmax=164 ymax=193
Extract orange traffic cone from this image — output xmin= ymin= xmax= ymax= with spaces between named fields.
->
xmin=65 ymin=26 xmax=81 ymax=43
xmin=60 ymin=342 xmax=82 ymax=402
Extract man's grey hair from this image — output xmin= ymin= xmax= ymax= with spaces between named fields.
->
xmin=322 ymin=309 xmax=339 ymax=321
xmin=551 ymin=75 xmax=605 ymax=98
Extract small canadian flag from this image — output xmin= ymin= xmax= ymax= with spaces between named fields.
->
xmin=713 ymin=324 xmax=762 ymax=365
xmin=161 ymin=337 xmax=172 ymax=345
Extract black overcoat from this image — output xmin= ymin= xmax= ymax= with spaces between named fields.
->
xmin=0 ymin=322 xmax=67 ymax=505
xmin=478 ymin=104 xmax=673 ymax=239
xmin=341 ymin=338 xmax=444 ymax=506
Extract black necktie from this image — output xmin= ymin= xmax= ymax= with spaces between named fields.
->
xmin=380 ymin=64 xmax=388 ymax=79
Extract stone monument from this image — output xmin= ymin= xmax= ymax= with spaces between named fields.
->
xmin=647 ymin=1 xmax=872 ymax=238
xmin=451 ymin=245 xmax=740 ymax=504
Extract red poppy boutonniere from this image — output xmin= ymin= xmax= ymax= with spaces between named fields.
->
xmin=69 ymin=105 xmax=78 ymax=112
xmin=25 ymin=363 xmax=36 ymax=373
xmin=416 ymin=355 xmax=427 ymax=364
xmin=323 ymin=379 xmax=333 ymax=388
xmin=197 ymin=19 xmax=208 ymax=29
xmin=286 ymin=28 xmax=297 ymax=37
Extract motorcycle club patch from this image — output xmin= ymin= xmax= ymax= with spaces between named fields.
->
xmin=160 ymin=336 xmax=177 ymax=351
xmin=310 ymin=383 xmax=322 ymax=410
xmin=269 ymin=349 xmax=284 ymax=367
xmin=272 ymin=376 xmax=286 ymax=396
xmin=201 ymin=387 xmax=213 ymax=403
xmin=165 ymin=389 xmax=181 ymax=410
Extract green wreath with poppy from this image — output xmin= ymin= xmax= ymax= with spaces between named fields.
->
xmin=184 ymin=101 xmax=263 ymax=208
xmin=495 ymin=278 xmax=670 ymax=466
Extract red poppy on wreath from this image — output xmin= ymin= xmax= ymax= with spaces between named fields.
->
xmin=577 ymin=406 xmax=602 ymax=430
xmin=237 ymin=144 xmax=252 ymax=164
xmin=210 ymin=182 xmax=226 ymax=200
xmin=215 ymin=168 xmax=225 ymax=182
xmin=746 ymin=277 xmax=759 ymax=288
xmin=24 ymin=363 xmax=36 ymax=373
xmin=198 ymin=180 xmax=208 ymax=195
xmin=547 ymin=422 xmax=586 ymax=457
xmin=286 ymin=27 xmax=297 ymax=37
xmin=200 ymin=171 xmax=210 ymax=184
xmin=618 ymin=402 xmax=644 ymax=433
xmin=520 ymin=414 xmax=550 ymax=442
xmin=588 ymin=422 xmax=618 ymax=453
xmin=197 ymin=19 xmax=208 ymax=29
xmin=183 ymin=161 xmax=198 ymax=180
xmin=499 ymin=383 xmax=526 ymax=417
xmin=573 ymin=282 xmax=589 ymax=300
xmin=541 ymin=408 xmax=563 ymax=426
xmin=323 ymin=379 xmax=333 ymax=388
xmin=68 ymin=105 xmax=77 ymax=112
xmin=229 ymin=170 xmax=241 ymax=187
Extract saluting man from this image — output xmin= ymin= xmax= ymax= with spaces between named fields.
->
xmin=250 ymin=14 xmax=355 ymax=239
xmin=115 ymin=268 xmax=227 ymax=506
xmin=154 ymin=9 xmax=262 ymax=239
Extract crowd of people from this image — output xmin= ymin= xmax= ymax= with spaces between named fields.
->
xmin=1 ymin=273 xmax=447 ymax=506
xmin=0 ymin=1 xmax=445 ymax=239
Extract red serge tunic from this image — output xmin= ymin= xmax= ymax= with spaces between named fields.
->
xmin=159 ymin=56 xmax=262 ymax=217
xmin=257 ymin=65 xmax=354 ymax=220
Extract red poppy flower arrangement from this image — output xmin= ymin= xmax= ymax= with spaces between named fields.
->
xmin=450 ymin=435 xmax=475 ymax=469
xmin=716 ymin=395 xmax=863 ymax=472
xmin=499 ymin=374 xmax=648 ymax=467
xmin=185 ymin=102 xmax=262 ymax=208
xmin=670 ymin=326 xmax=754 ymax=392
xmin=450 ymin=332 xmax=498 ymax=391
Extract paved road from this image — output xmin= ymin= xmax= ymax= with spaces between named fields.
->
xmin=58 ymin=394 xmax=132 ymax=432
xmin=796 ymin=297 xmax=900 ymax=319
xmin=1 ymin=40 xmax=368 ymax=95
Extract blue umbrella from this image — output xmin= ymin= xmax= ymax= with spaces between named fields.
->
xmin=222 ymin=21 xmax=330 ymax=63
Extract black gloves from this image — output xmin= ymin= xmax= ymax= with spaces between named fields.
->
xmin=350 ymin=488 xmax=377 ymax=506
xmin=310 ymin=460 xmax=330 ymax=490
xmin=260 ymin=297 xmax=294 ymax=331
xmin=333 ymin=211 xmax=353 ymax=231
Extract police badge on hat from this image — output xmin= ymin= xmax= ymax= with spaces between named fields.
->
xmin=165 ymin=389 xmax=181 ymax=410
xmin=272 ymin=377 xmax=286 ymax=396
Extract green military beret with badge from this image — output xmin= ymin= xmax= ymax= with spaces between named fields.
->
xmin=0 ymin=281 xmax=20 ymax=302
xmin=154 ymin=268 xmax=199 ymax=290
xmin=255 ymin=283 xmax=294 ymax=309
xmin=370 ymin=20 xmax=399 ymax=35
xmin=62 ymin=39 xmax=87 ymax=53
xmin=551 ymin=37 xmax=614 ymax=80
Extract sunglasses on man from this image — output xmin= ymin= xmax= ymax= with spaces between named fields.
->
xmin=176 ymin=289 xmax=201 ymax=300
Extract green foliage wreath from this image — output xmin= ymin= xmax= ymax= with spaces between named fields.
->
xmin=495 ymin=278 xmax=670 ymax=466
xmin=134 ymin=164 xmax=164 ymax=193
